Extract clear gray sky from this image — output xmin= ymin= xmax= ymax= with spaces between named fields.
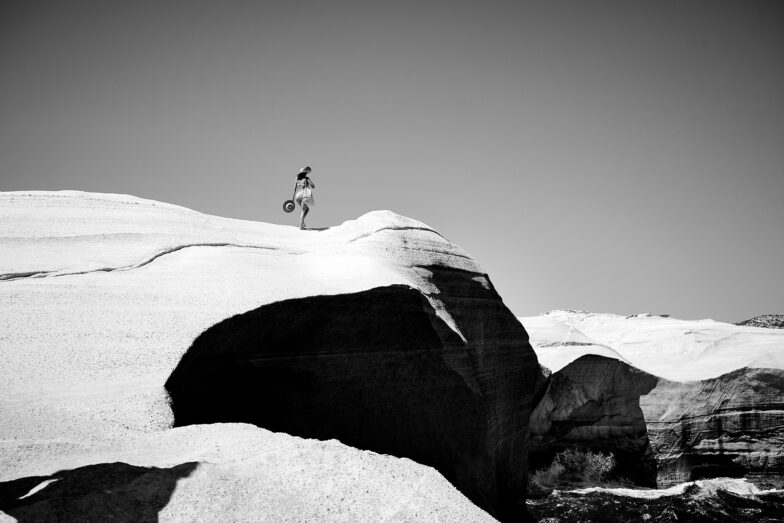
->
xmin=2 ymin=1 xmax=782 ymax=322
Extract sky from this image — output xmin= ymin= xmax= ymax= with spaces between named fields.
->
xmin=1 ymin=1 xmax=782 ymax=322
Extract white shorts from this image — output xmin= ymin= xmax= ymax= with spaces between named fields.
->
xmin=297 ymin=196 xmax=314 ymax=207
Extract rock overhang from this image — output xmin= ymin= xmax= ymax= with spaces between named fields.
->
xmin=1 ymin=191 xmax=541 ymax=522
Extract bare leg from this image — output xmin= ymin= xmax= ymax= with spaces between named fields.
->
xmin=300 ymin=203 xmax=309 ymax=229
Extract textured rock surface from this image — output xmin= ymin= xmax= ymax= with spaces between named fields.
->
xmin=1 ymin=424 xmax=497 ymax=522
xmin=1 ymin=191 xmax=538 ymax=521
xmin=529 ymin=355 xmax=659 ymax=487
xmin=737 ymin=315 xmax=784 ymax=329
xmin=524 ymin=311 xmax=784 ymax=489
xmin=166 ymin=276 xmax=537 ymax=521
xmin=642 ymin=367 xmax=784 ymax=488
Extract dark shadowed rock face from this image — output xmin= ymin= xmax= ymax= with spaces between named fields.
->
xmin=642 ymin=367 xmax=784 ymax=488
xmin=166 ymin=267 xmax=540 ymax=523
xmin=529 ymin=355 xmax=659 ymax=488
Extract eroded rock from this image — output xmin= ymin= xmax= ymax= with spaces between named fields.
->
xmin=529 ymin=355 xmax=658 ymax=488
xmin=642 ymin=367 xmax=784 ymax=488
xmin=1 ymin=191 xmax=540 ymax=521
xmin=525 ymin=311 xmax=784 ymax=490
xmin=167 ymin=268 xmax=540 ymax=522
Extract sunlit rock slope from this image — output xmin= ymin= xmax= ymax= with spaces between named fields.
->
xmin=523 ymin=311 xmax=784 ymax=489
xmin=0 ymin=191 xmax=539 ymax=521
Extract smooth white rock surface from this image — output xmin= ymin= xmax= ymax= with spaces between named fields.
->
xmin=521 ymin=310 xmax=784 ymax=381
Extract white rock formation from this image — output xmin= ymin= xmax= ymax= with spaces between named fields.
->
xmin=1 ymin=191 xmax=479 ymax=444
xmin=523 ymin=310 xmax=784 ymax=488
xmin=2 ymin=424 xmax=495 ymax=522
xmin=1 ymin=190 xmax=525 ymax=521
xmin=526 ymin=310 xmax=784 ymax=381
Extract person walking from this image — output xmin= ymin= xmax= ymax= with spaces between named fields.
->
xmin=292 ymin=166 xmax=315 ymax=230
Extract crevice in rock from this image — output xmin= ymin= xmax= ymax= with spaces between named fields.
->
xmin=0 ymin=243 xmax=281 ymax=282
xmin=347 ymin=225 xmax=447 ymax=243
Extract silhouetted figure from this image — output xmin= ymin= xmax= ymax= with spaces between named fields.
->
xmin=292 ymin=166 xmax=315 ymax=230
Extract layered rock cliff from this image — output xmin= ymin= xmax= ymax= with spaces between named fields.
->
xmin=529 ymin=355 xmax=659 ymax=488
xmin=642 ymin=367 xmax=784 ymax=488
xmin=525 ymin=311 xmax=784 ymax=490
xmin=0 ymin=191 xmax=539 ymax=521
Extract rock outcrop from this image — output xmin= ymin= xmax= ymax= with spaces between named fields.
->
xmin=529 ymin=355 xmax=659 ymax=487
xmin=642 ymin=367 xmax=784 ymax=488
xmin=1 ymin=424 xmax=498 ymax=522
xmin=0 ymin=191 xmax=539 ymax=521
xmin=524 ymin=311 xmax=784 ymax=490
xmin=166 ymin=274 xmax=537 ymax=521
xmin=737 ymin=314 xmax=784 ymax=329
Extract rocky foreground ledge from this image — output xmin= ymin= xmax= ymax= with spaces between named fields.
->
xmin=0 ymin=191 xmax=540 ymax=522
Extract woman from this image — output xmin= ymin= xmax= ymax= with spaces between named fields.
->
xmin=292 ymin=166 xmax=315 ymax=230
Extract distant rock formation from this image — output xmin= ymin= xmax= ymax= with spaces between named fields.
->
xmin=737 ymin=314 xmax=784 ymax=329
xmin=1 ymin=191 xmax=539 ymax=522
xmin=524 ymin=311 xmax=784 ymax=490
xmin=642 ymin=367 xmax=784 ymax=488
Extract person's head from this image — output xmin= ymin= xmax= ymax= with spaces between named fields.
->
xmin=297 ymin=166 xmax=312 ymax=180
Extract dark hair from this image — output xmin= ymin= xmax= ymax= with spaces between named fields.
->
xmin=297 ymin=172 xmax=309 ymax=180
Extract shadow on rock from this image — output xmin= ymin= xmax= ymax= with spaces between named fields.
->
xmin=0 ymin=461 xmax=198 ymax=523
xmin=165 ymin=276 xmax=540 ymax=523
